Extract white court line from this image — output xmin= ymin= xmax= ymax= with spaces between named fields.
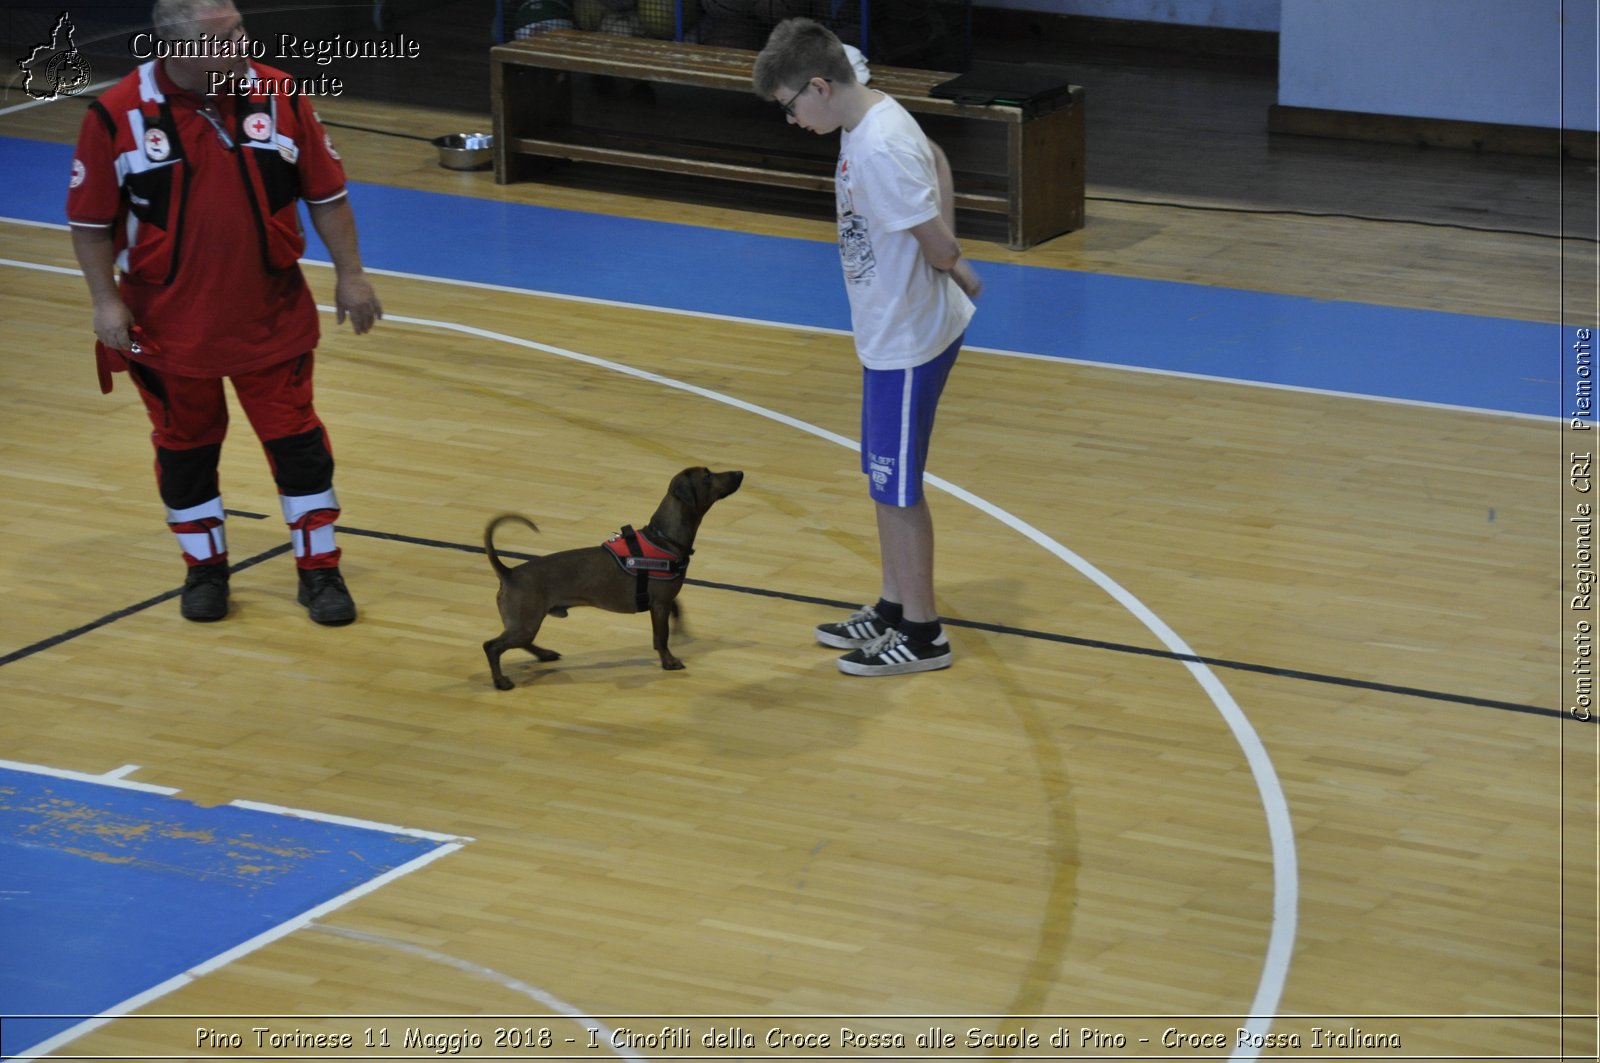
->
xmin=13 ymin=844 xmax=467 ymax=1063
xmin=0 ymin=760 xmax=469 ymax=1063
xmin=0 ymin=256 xmax=81 ymax=277
xmin=311 ymin=925 xmax=648 ymax=1062
xmin=338 ymin=308 xmax=1302 ymax=1058
xmin=0 ymin=219 xmax=1552 ymax=423
xmin=231 ymin=799 xmax=469 ymax=844
xmin=0 ymin=80 xmax=119 ymax=118
xmin=0 ymin=757 xmax=178 ymax=795
xmin=295 ymin=258 xmax=1557 ymax=425
xmin=0 ymin=759 xmax=474 ymax=841
xmin=2 ymin=253 xmax=1298 ymax=1058
xmin=0 ymin=217 xmax=76 ymax=231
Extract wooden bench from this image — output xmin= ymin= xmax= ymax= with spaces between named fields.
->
xmin=490 ymin=29 xmax=1084 ymax=249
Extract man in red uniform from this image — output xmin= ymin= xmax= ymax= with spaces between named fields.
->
xmin=68 ymin=0 xmax=382 ymax=625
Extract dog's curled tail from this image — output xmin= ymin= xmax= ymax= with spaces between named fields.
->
xmin=484 ymin=513 xmax=539 ymax=580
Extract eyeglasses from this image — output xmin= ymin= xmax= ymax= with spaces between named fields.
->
xmin=779 ymin=77 xmax=829 ymax=117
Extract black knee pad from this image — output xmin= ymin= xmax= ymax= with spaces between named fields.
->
xmin=263 ymin=426 xmax=335 ymax=496
xmin=156 ymin=443 xmax=223 ymax=510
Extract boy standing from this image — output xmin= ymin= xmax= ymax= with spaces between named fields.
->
xmin=754 ymin=18 xmax=981 ymax=675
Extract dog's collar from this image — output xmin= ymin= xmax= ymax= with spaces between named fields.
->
xmin=602 ymin=524 xmax=689 ymax=611
xmin=603 ymin=524 xmax=689 ymax=574
xmin=640 ymin=521 xmax=691 ymax=561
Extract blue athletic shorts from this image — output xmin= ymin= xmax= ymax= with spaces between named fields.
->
xmin=860 ymin=333 xmax=962 ymax=507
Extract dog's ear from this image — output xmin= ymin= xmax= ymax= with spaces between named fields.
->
xmin=670 ymin=470 xmax=700 ymax=507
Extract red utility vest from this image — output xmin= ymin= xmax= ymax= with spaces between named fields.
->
xmin=86 ymin=61 xmax=318 ymax=286
xmin=602 ymin=525 xmax=690 ymax=612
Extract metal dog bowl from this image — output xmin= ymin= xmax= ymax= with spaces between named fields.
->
xmin=432 ymin=132 xmax=494 ymax=171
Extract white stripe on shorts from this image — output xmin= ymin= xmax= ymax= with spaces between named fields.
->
xmin=897 ymin=369 xmax=914 ymax=507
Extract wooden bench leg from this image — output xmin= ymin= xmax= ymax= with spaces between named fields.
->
xmin=1010 ymin=101 xmax=1086 ymax=249
xmin=494 ymin=61 xmax=573 ymax=185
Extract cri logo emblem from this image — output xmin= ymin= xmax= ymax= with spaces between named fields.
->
xmin=143 ymin=127 xmax=170 ymax=161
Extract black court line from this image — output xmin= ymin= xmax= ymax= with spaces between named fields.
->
xmin=0 ymin=543 xmax=292 ymax=668
xmin=333 ymin=523 xmax=1571 ymax=724
xmin=3 ymin=518 xmax=1573 ymax=725
xmin=685 ymin=577 xmax=1571 ymax=722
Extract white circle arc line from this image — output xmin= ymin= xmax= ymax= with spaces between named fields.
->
xmin=368 ymin=307 xmax=1301 ymax=1053
xmin=311 ymin=925 xmax=646 ymax=1061
xmin=0 ymin=253 xmax=1297 ymax=1055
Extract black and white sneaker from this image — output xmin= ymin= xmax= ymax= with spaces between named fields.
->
xmin=815 ymin=605 xmax=891 ymax=649
xmin=836 ymin=629 xmax=952 ymax=676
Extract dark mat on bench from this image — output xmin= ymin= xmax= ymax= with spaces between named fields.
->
xmin=929 ymin=60 xmax=1075 ymax=116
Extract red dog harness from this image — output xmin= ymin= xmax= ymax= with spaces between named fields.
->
xmin=602 ymin=525 xmax=690 ymax=611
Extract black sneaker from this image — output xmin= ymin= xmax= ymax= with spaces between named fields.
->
xmin=180 ymin=563 xmax=230 ymax=622
xmin=837 ymin=629 xmax=952 ymax=676
xmin=297 ymin=567 xmax=357 ymax=626
xmin=815 ymin=605 xmax=891 ymax=649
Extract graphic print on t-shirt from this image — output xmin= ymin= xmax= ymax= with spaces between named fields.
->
xmin=837 ymin=155 xmax=876 ymax=285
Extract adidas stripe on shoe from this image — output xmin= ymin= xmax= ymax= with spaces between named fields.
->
xmin=836 ymin=629 xmax=952 ymax=676
xmin=815 ymin=605 xmax=891 ymax=649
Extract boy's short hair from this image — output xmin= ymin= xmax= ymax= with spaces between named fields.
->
xmin=752 ymin=17 xmax=857 ymax=99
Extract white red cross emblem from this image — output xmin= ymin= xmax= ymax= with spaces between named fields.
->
xmin=143 ymin=128 xmax=170 ymax=161
xmin=243 ymin=113 xmax=273 ymax=141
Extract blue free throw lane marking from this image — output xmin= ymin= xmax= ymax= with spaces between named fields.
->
xmin=1 ymin=133 xmax=1557 ymax=417
xmin=0 ymin=766 xmax=456 ymax=1059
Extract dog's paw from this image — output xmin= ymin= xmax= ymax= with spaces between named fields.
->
xmin=533 ymin=647 xmax=561 ymax=662
xmin=661 ymin=658 xmax=685 ymax=671
xmin=493 ymin=676 xmax=516 ymax=690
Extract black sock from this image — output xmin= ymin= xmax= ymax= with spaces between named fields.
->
xmin=898 ymin=617 xmax=942 ymax=644
xmin=874 ymin=598 xmax=903 ymax=627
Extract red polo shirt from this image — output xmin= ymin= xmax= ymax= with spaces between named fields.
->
xmin=67 ymin=60 xmax=348 ymax=378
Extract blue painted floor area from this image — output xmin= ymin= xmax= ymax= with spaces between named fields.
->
xmin=0 ymin=767 xmax=449 ymax=1059
xmin=3 ymin=134 xmax=1558 ymax=417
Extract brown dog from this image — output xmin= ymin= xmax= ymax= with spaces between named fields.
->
xmin=482 ymin=467 xmax=744 ymax=689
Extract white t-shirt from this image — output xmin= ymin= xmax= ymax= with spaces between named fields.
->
xmin=836 ymin=93 xmax=976 ymax=369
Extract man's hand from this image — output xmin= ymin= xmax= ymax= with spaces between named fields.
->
xmin=334 ymin=273 xmax=382 ymax=335
xmin=92 ymin=296 xmax=137 ymax=351
xmin=307 ymin=197 xmax=381 ymax=334
xmin=73 ymin=227 xmax=136 ymax=350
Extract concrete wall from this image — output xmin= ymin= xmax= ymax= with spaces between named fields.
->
xmin=971 ymin=0 xmax=1280 ymax=32
xmin=1277 ymin=0 xmax=1597 ymax=131
xmin=972 ymin=0 xmax=1597 ymax=132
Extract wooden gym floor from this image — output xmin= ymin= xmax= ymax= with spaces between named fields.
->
xmin=0 ymin=8 xmax=1596 ymax=1060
